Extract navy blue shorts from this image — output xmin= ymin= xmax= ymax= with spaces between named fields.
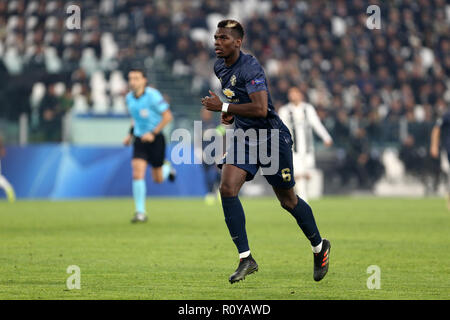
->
xmin=218 ymin=128 xmax=296 ymax=189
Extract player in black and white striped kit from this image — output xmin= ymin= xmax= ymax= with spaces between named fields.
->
xmin=278 ymin=87 xmax=333 ymax=202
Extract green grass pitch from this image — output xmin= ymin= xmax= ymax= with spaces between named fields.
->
xmin=0 ymin=196 xmax=449 ymax=300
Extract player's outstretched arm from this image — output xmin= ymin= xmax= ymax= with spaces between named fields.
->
xmin=202 ymin=90 xmax=268 ymax=118
xmin=140 ymin=109 xmax=173 ymax=143
xmin=123 ymin=120 xmax=135 ymax=146
xmin=152 ymin=109 xmax=173 ymax=135
xmin=430 ymin=125 xmax=440 ymax=158
xmin=307 ymin=106 xmax=333 ymax=147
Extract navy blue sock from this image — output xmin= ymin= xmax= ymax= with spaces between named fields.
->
xmin=221 ymin=196 xmax=250 ymax=253
xmin=286 ymin=196 xmax=322 ymax=246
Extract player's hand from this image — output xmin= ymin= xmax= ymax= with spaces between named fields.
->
xmin=357 ymin=153 xmax=369 ymax=165
xmin=201 ymin=90 xmax=223 ymax=112
xmin=141 ymin=132 xmax=155 ymax=143
xmin=430 ymin=146 xmax=439 ymax=158
xmin=43 ymin=109 xmax=55 ymax=121
xmin=123 ymin=134 xmax=133 ymax=146
xmin=221 ymin=112 xmax=234 ymax=125
xmin=324 ymin=140 xmax=333 ymax=147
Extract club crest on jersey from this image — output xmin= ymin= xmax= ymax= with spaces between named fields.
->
xmin=223 ymin=88 xmax=235 ymax=98
xmin=230 ymin=74 xmax=236 ymax=86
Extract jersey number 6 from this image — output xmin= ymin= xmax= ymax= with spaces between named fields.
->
xmin=281 ymin=168 xmax=292 ymax=182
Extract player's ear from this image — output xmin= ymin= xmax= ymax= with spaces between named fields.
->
xmin=235 ymin=38 xmax=242 ymax=48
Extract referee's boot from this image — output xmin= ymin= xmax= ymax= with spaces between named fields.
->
xmin=229 ymin=254 xmax=258 ymax=284
xmin=131 ymin=212 xmax=148 ymax=223
xmin=313 ymin=238 xmax=331 ymax=281
xmin=164 ymin=160 xmax=177 ymax=182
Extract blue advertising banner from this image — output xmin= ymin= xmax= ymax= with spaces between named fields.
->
xmin=0 ymin=144 xmax=207 ymax=199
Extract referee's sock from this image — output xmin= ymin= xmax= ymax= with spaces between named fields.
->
xmin=221 ymin=196 xmax=250 ymax=255
xmin=286 ymin=196 xmax=322 ymax=248
xmin=0 ymin=175 xmax=15 ymax=203
xmin=162 ymin=162 xmax=171 ymax=181
xmin=132 ymin=179 xmax=146 ymax=214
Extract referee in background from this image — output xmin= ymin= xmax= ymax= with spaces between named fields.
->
xmin=123 ymin=69 xmax=176 ymax=223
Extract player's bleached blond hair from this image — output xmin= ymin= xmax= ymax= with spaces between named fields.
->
xmin=217 ymin=19 xmax=244 ymax=39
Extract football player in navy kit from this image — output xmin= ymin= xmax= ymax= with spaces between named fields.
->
xmin=201 ymin=20 xmax=330 ymax=284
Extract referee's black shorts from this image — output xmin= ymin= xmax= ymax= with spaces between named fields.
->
xmin=132 ymin=133 xmax=166 ymax=167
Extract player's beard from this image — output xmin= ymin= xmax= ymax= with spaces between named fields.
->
xmin=218 ymin=52 xmax=232 ymax=60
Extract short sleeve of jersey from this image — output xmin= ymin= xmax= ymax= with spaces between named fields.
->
xmin=436 ymin=112 xmax=450 ymax=128
xmin=243 ymin=58 xmax=267 ymax=95
xmin=150 ymin=89 xmax=169 ymax=113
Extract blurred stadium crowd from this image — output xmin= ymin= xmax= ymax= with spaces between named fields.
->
xmin=0 ymin=0 xmax=449 ymax=191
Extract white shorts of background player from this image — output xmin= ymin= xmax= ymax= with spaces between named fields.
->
xmin=292 ymin=152 xmax=323 ymax=202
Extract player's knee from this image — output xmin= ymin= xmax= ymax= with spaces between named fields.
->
xmin=153 ymin=176 xmax=164 ymax=184
xmin=132 ymin=172 xmax=144 ymax=180
xmin=280 ymin=198 xmax=297 ymax=211
xmin=219 ymin=182 xmax=238 ymax=198
xmin=132 ymin=165 xmax=146 ymax=180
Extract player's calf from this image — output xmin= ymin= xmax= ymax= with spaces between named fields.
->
xmin=278 ymin=196 xmax=298 ymax=211
xmin=219 ymin=183 xmax=239 ymax=198
xmin=152 ymin=161 xmax=176 ymax=184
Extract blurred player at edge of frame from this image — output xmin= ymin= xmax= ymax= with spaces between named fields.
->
xmin=0 ymin=135 xmax=16 ymax=203
xmin=123 ymin=69 xmax=176 ymax=223
xmin=278 ymin=87 xmax=333 ymax=202
xmin=430 ymin=108 xmax=450 ymax=210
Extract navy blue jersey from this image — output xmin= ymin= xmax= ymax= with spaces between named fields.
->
xmin=436 ymin=111 xmax=450 ymax=153
xmin=214 ymin=51 xmax=286 ymax=131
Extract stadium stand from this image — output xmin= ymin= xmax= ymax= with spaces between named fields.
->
xmin=0 ymin=0 xmax=449 ymax=192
